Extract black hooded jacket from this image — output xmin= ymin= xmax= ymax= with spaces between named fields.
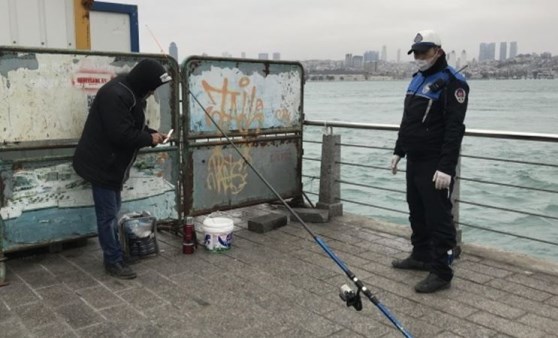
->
xmin=394 ymin=54 xmax=469 ymax=176
xmin=72 ymin=59 xmax=169 ymax=190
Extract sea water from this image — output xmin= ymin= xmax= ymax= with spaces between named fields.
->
xmin=302 ymin=79 xmax=558 ymax=262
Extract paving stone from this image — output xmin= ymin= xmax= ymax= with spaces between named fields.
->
xmin=75 ymin=285 xmax=124 ymax=310
xmin=459 ymin=260 xmax=514 ymax=278
xmin=124 ymin=322 xmax=172 ymax=338
xmin=247 ymin=213 xmax=288 ymax=233
xmin=487 ymin=278 xmax=553 ymax=302
xmin=453 ymin=278 xmax=508 ymax=301
xmin=321 ymin=306 xmax=391 ymax=337
xmin=0 ymin=299 xmax=15 ymax=323
xmin=14 ymin=268 xmax=58 ymax=289
xmin=0 ymin=278 xmax=40 ymax=308
xmin=290 ymin=208 xmax=329 ymax=223
xmin=98 ymin=304 xmax=150 ymax=333
xmin=14 ymin=302 xmax=58 ymax=330
xmin=467 ymin=311 xmax=547 ymax=338
xmin=55 ymin=301 xmax=104 ymax=329
xmin=327 ymin=329 xmax=367 ymax=337
xmin=287 ymin=309 xmax=346 ymax=337
xmin=518 ymin=313 xmax=558 ymax=336
xmin=421 ymin=309 xmax=496 ymax=337
xmin=392 ymin=312 xmax=444 ymax=338
xmin=31 ymin=322 xmax=78 ymax=338
xmin=546 ymin=295 xmax=558 ymax=307
xmin=272 ymin=327 xmax=319 ymax=337
xmin=0 ymin=316 xmax=32 ymax=338
xmin=447 ymin=289 xmax=525 ymax=319
xmin=454 ymin=267 xmax=495 ymax=284
xmin=500 ymin=294 xmax=558 ymax=321
xmin=77 ymin=322 xmax=126 ymax=338
xmin=36 ymin=284 xmax=81 ymax=308
xmin=506 ymin=273 xmax=558 ymax=296
xmin=55 ymin=272 xmax=99 ymax=291
xmin=116 ymin=287 xmax=168 ymax=311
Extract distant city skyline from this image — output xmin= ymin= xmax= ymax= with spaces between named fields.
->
xmin=119 ymin=0 xmax=558 ymax=61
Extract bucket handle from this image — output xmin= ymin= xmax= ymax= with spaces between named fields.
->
xmin=205 ymin=211 xmax=225 ymax=221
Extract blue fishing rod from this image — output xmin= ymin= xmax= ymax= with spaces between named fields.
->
xmin=188 ymin=90 xmax=413 ymax=338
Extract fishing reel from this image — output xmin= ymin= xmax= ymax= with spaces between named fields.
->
xmin=339 ymin=284 xmax=363 ymax=311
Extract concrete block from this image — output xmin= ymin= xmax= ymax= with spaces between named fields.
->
xmin=248 ymin=213 xmax=288 ymax=233
xmin=316 ymin=202 xmax=343 ymax=218
xmin=290 ymin=208 xmax=329 ymax=223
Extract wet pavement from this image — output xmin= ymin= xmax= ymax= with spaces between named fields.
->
xmin=1 ymin=204 xmax=558 ymax=337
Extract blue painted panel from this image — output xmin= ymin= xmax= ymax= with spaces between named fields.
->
xmin=1 ymin=152 xmax=178 ymax=252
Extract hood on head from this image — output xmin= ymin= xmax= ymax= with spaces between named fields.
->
xmin=126 ymin=59 xmax=172 ymax=98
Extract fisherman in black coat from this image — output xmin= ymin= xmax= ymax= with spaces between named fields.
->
xmin=73 ymin=59 xmax=171 ymax=279
xmin=390 ymin=30 xmax=469 ymax=293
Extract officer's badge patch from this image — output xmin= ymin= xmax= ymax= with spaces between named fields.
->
xmin=414 ymin=33 xmax=423 ymax=43
xmin=422 ymin=84 xmax=431 ymax=94
xmin=454 ymin=88 xmax=466 ymax=103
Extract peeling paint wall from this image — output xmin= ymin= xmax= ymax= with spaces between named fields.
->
xmin=0 ymin=52 xmax=163 ymax=143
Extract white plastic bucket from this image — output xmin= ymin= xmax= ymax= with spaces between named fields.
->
xmin=202 ymin=217 xmax=234 ymax=252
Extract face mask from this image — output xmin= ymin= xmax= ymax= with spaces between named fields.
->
xmin=415 ymin=54 xmax=437 ymax=71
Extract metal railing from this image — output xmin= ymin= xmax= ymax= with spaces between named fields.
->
xmin=302 ymin=119 xmax=558 ymax=255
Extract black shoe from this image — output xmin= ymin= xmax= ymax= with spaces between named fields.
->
xmin=105 ymin=261 xmax=137 ymax=279
xmin=415 ymin=273 xmax=450 ymax=293
xmin=391 ymin=256 xmax=429 ymax=271
xmin=123 ymin=255 xmax=140 ymax=265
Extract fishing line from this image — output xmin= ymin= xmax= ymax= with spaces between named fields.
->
xmin=188 ymin=91 xmax=413 ymax=338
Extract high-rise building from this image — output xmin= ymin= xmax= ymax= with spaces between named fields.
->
xmin=352 ymin=55 xmax=363 ymax=69
xmin=459 ymin=50 xmax=468 ymax=68
xmin=363 ymin=50 xmax=379 ymax=63
xmin=241 ymin=52 xmax=246 ymax=58
xmin=509 ymin=41 xmax=518 ymax=58
xmin=345 ymin=53 xmax=353 ymax=67
xmin=169 ymin=42 xmax=178 ymax=61
xmin=479 ymin=42 xmax=496 ymax=62
xmin=487 ymin=43 xmax=496 ymax=60
xmin=222 ymin=52 xmax=232 ymax=58
xmin=499 ymin=42 xmax=507 ymax=61
xmin=258 ymin=53 xmax=269 ymax=60
xmin=447 ymin=50 xmax=457 ymax=68
xmin=272 ymin=52 xmax=281 ymax=61
xmin=397 ymin=49 xmax=401 ymax=63
xmin=381 ymin=45 xmax=387 ymax=62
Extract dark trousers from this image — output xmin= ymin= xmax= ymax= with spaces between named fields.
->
xmin=92 ymin=185 xmax=123 ymax=265
xmin=406 ymin=159 xmax=457 ymax=281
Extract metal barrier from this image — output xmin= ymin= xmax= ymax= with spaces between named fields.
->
xmin=302 ymin=119 xmax=558 ymax=259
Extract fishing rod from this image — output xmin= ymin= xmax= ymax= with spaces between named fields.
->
xmin=142 ymin=26 xmax=411 ymax=336
xmin=188 ymin=90 xmax=413 ymax=338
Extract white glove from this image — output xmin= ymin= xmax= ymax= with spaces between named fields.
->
xmin=390 ymin=155 xmax=401 ymax=175
xmin=432 ymin=170 xmax=451 ymax=190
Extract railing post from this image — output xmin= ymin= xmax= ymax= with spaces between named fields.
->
xmin=316 ymin=132 xmax=343 ymax=218
xmin=452 ymin=154 xmax=462 ymax=255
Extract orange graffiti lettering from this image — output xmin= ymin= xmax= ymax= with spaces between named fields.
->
xmin=201 ymin=77 xmax=264 ymax=133
xmin=206 ymin=146 xmax=252 ymax=195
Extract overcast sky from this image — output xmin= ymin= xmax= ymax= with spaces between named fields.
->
xmin=114 ymin=0 xmax=557 ymax=62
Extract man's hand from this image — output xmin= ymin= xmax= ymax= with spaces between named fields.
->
xmin=432 ymin=170 xmax=451 ymax=189
xmin=390 ymin=155 xmax=401 ymax=175
xmin=151 ymin=133 xmax=165 ymax=145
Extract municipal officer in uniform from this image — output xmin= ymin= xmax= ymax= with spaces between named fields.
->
xmin=390 ymin=29 xmax=469 ymax=293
